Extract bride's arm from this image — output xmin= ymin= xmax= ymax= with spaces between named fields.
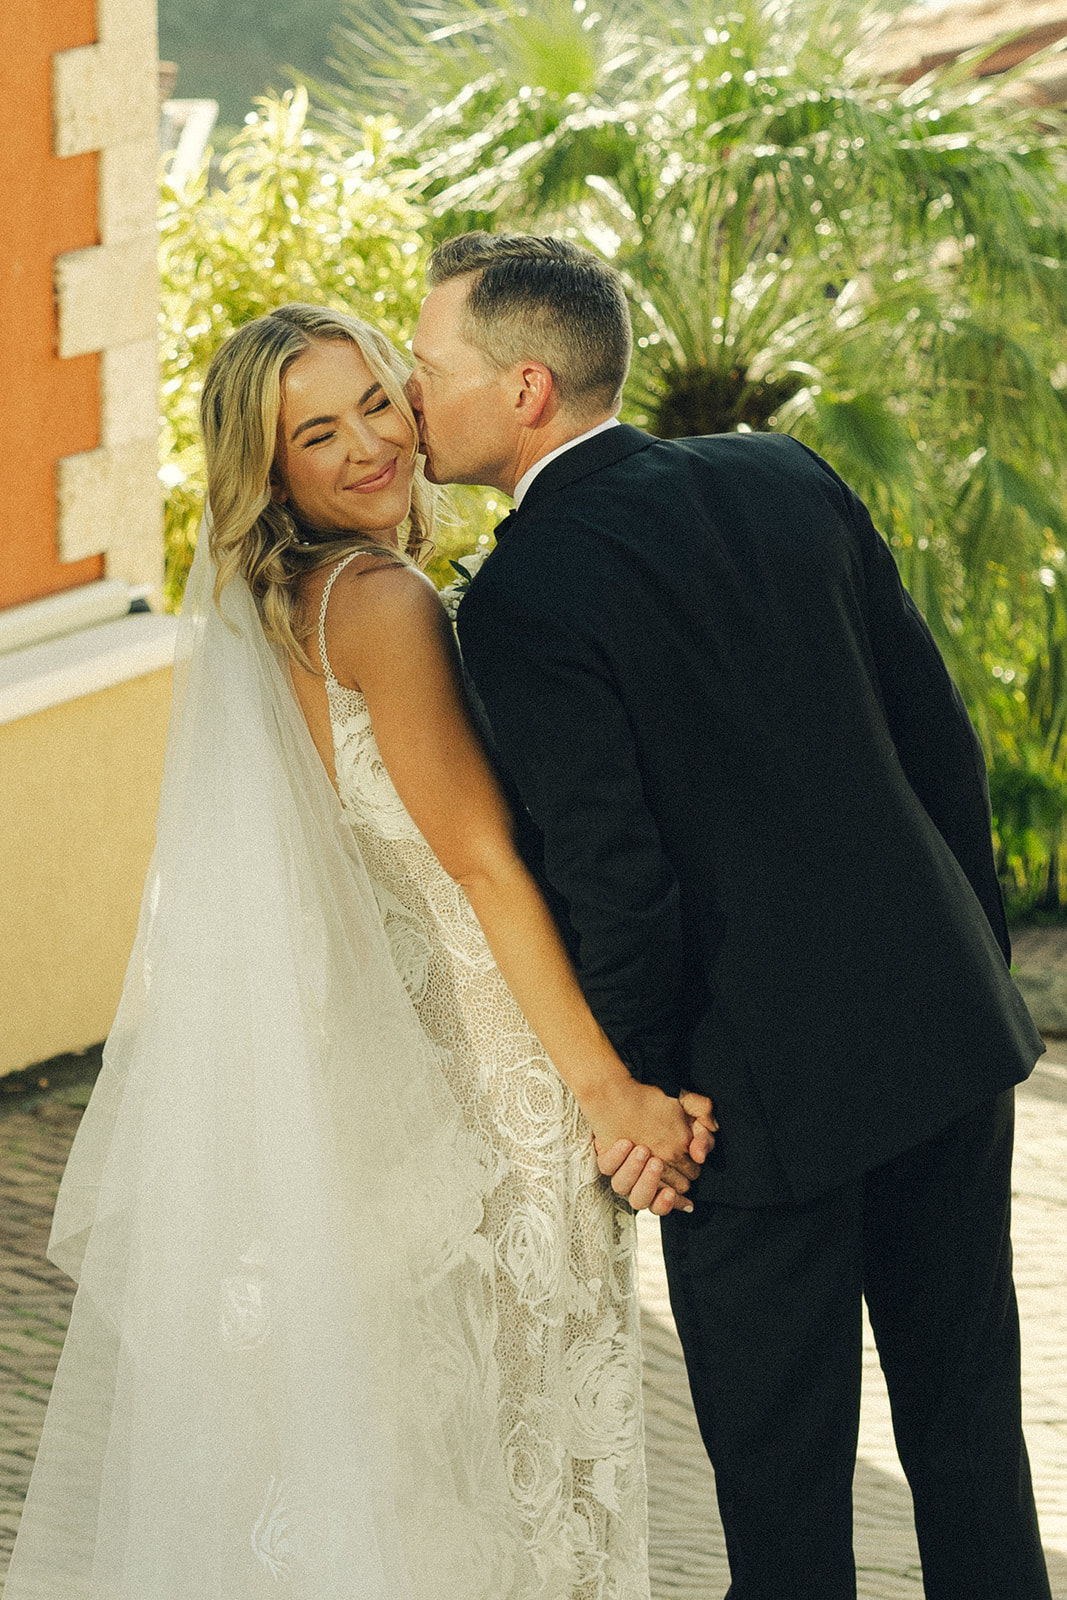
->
xmin=322 ymin=560 xmax=712 ymax=1203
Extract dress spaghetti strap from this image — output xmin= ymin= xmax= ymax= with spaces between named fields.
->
xmin=317 ymin=550 xmax=366 ymax=684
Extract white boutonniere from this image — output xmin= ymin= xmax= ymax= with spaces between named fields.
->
xmin=439 ymin=548 xmax=490 ymax=621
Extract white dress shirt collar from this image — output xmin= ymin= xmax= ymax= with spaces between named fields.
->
xmin=512 ymin=416 xmax=621 ymax=509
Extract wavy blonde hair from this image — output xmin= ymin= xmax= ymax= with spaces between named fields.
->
xmin=200 ymin=303 xmax=437 ymax=669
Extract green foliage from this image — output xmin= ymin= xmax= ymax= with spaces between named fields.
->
xmin=425 ymin=488 xmax=506 ymax=588
xmin=158 ymin=88 xmax=428 ymax=606
xmin=324 ymin=0 xmax=1067 ymax=908
xmin=157 ymin=0 xmax=1067 ymax=910
xmin=329 ymin=0 xmax=634 ymax=124
xmin=989 ymin=750 xmax=1067 ymax=918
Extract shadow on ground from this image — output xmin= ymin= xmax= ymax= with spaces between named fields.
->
xmin=641 ymin=1306 xmax=1067 ymax=1599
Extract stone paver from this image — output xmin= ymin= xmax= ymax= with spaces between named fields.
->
xmin=0 ymin=1066 xmax=1065 ymax=1598
xmin=0 ymin=1090 xmax=90 ymax=1588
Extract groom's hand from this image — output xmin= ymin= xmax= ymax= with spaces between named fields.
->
xmin=679 ymin=1089 xmax=717 ymax=1153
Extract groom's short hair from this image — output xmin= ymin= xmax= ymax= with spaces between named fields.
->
xmin=427 ymin=232 xmax=632 ymax=417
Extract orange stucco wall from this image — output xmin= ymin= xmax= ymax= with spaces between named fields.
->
xmin=0 ymin=0 xmax=104 ymax=611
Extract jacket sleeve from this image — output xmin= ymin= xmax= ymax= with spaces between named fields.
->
xmin=799 ymin=443 xmax=1011 ymax=963
xmin=458 ymin=576 xmax=688 ymax=1095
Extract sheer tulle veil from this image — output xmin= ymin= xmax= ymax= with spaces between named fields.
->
xmin=4 ymin=528 xmax=527 ymax=1599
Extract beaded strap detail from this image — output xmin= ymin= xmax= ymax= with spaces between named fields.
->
xmin=317 ymin=550 xmax=365 ymax=684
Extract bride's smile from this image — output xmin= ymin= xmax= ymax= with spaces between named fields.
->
xmin=343 ymin=459 xmax=397 ymax=494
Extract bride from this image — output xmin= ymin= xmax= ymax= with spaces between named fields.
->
xmin=5 ymin=303 xmax=713 ymax=1600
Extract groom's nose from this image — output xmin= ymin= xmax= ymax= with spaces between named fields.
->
xmin=404 ymin=373 xmax=421 ymax=412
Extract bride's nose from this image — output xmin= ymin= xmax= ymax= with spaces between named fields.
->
xmin=344 ymin=419 xmax=381 ymax=461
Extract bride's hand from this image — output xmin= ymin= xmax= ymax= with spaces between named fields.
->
xmin=581 ymin=1081 xmax=713 ymax=1191
xmin=592 ymin=1089 xmax=717 ymax=1213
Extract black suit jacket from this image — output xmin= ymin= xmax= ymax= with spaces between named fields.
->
xmin=457 ymin=425 xmax=1043 ymax=1204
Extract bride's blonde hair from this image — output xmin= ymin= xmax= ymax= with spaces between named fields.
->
xmin=200 ymin=303 xmax=437 ymax=668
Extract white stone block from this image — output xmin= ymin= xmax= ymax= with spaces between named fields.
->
xmin=105 ymin=532 xmax=166 ymax=608
xmin=57 ymin=439 xmax=161 ymax=566
xmin=56 ymin=236 xmax=158 ymax=359
xmin=53 ymin=45 xmax=105 ymax=158
xmin=53 ymin=41 xmax=158 ymax=158
xmin=100 ymin=139 xmax=159 ymax=245
xmin=98 ymin=0 xmax=160 ymax=48
xmin=101 ymin=340 xmax=160 ymax=449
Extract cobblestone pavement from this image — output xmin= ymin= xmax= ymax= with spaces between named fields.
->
xmin=0 ymin=1061 xmax=1064 ymax=1598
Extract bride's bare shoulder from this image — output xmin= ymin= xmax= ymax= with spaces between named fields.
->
xmin=329 ymin=553 xmax=440 ymax=620
xmin=299 ymin=550 xmax=434 ymax=628
xmin=314 ymin=555 xmax=448 ymax=686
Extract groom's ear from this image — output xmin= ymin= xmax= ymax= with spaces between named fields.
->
xmin=512 ymin=362 xmax=555 ymax=429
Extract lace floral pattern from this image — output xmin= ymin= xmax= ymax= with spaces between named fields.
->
xmin=319 ymin=556 xmax=650 ymax=1599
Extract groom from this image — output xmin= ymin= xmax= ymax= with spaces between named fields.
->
xmin=406 ymin=231 xmax=1050 ymax=1599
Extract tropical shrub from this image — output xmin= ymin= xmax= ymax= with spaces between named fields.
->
xmin=159 ymin=88 xmax=434 ymax=605
xmin=326 ymin=0 xmax=1067 ymax=910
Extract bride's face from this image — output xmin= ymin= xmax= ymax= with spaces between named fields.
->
xmin=273 ymin=338 xmax=416 ymax=542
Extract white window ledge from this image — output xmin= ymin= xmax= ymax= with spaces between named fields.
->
xmin=0 ymin=578 xmax=135 ymax=657
xmin=0 ymin=613 xmax=178 ymax=728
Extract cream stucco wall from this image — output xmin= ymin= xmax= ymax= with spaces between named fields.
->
xmin=0 ymin=666 xmax=171 ymax=1076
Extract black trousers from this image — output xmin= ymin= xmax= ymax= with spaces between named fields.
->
xmin=660 ymin=1090 xmax=1050 ymax=1600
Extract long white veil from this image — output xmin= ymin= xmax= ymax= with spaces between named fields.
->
xmin=5 ymin=531 xmax=527 ymax=1599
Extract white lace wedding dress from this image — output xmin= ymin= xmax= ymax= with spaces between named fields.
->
xmin=3 ymin=543 xmax=649 ymax=1600
xmin=317 ymin=554 xmax=650 ymax=1599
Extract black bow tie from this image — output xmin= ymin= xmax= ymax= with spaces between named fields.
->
xmin=494 ymin=510 xmax=517 ymax=540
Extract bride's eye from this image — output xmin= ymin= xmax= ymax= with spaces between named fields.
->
xmin=305 ymin=431 xmax=334 ymax=446
xmin=367 ymin=397 xmax=391 ymax=415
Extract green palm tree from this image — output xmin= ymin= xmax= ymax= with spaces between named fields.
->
xmin=158 ymin=89 xmax=429 ymax=605
xmin=325 ymin=0 xmax=1067 ymax=905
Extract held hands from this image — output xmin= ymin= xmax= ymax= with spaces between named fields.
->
xmin=584 ymin=1083 xmax=717 ymax=1216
